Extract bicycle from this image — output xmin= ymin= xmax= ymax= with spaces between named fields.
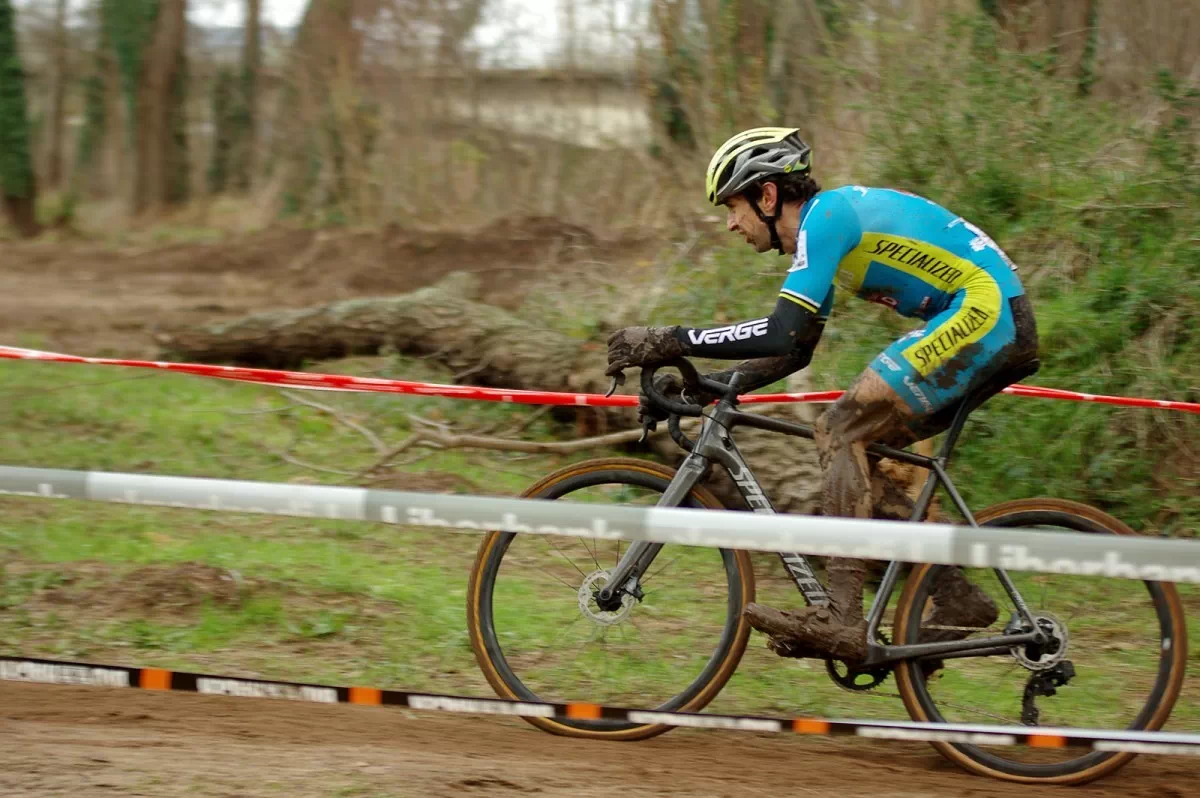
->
xmin=466 ymin=357 xmax=1187 ymax=785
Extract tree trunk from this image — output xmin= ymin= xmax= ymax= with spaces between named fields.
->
xmin=0 ymin=0 xmax=41 ymax=237
xmin=437 ymin=0 xmax=486 ymax=67
xmin=732 ymin=0 xmax=771 ymax=128
xmin=275 ymin=0 xmax=363 ymax=217
xmin=160 ymin=271 xmax=937 ymax=517
xmin=238 ymin=0 xmax=260 ymax=189
xmin=47 ymin=0 xmax=69 ymax=188
xmin=132 ymin=0 xmax=188 ymax=214
xmin=158 ymin=272 xmax=611 ymax=397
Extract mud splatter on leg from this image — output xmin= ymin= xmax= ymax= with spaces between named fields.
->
xmin=745 ymin=369 xmax=922 ymax=661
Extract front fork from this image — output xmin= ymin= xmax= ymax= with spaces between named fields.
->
xmin=594 ymin=451 xmax=708 ymax=611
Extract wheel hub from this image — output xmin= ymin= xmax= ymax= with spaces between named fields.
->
xmin=578 ymin=570 xmax=636 ymax=625
xmin=1009 ymin=611 xmax=1069 ymax=670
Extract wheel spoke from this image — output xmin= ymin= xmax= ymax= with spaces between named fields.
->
xmin=579 ymin=536 xmax=603 ymax=572
xmin=642 ymin=552 xmax=685 ymax=584
xmin=546 ymin=537 xmax=589 ymax=579
xmin=931 ymin=697 xmax=1016 ymax=725
xmin=540 ymin=568 xmax=583 ymax=594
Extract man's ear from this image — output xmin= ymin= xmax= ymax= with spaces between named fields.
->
xmin=758 ymin=181 xmax=778 ymax=215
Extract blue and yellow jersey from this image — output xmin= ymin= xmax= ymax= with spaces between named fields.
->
xmin=779 ymin=186 xmax=1026 ymax=377
xmin=780 ymin=186 xmax=1024 ymax=319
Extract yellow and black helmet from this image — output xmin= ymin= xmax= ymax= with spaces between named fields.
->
xmin=705 ymin=127 xmax=812 ymax=206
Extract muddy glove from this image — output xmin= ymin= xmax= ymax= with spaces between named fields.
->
xmin=604 ymin=326 xmax=686 ymax=377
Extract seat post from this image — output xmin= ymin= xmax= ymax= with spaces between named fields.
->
xmin=936 ymin=397 xmax=974 ymax=462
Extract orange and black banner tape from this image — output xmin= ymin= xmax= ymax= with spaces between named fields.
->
xmin=2 ymin=656 xmax=1198 ymax=756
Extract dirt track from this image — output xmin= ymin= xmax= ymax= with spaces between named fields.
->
xmin=1 ymin=682 xmax=1195 ymax=797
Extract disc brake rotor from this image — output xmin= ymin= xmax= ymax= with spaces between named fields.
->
xmin=578 ymin=570 xmax=636 ymax=625
xmin=1009 ymin=611 xmax=1069 ymax=671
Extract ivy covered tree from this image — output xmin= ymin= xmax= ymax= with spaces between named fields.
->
xmin=0 ymin=0 xmax=40 ymax=237
xmin=207 ymin=67 xmax=235 ymax=192
xmin=236 ymin=0 xmax=259 ymax=189
xmin=103 ymin=0 xmax=189 ymax=214
xmin=209 ymin=0 xmax=259 ymax=196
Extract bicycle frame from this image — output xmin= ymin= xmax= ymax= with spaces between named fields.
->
xmin=598 ymin=396 xmax=1046 ymax=667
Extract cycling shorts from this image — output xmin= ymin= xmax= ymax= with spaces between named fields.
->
xmin=870 ymin=272 xmax=1023 ymax=418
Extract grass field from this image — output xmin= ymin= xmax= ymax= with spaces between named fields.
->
xmin=2 ymin=356 xmax=1196 ymax=734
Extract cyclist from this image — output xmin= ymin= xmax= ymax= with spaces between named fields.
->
xmin=605 ymin=127 xmax=1038 ymax=663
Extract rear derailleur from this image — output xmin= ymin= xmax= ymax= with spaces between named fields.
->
xmin=1020 ymin=661 xmax=1077 ymax=726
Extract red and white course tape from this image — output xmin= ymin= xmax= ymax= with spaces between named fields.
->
xmin=1 ymin=345 xmax=1197 ymax=413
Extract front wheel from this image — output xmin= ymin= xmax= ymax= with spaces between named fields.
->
xmin=894 ymin=498 xmax=1188 ymax=784
xmin=467 ymin=457 xmax=756 ymax=740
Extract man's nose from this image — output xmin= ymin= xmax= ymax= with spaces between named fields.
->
xmin=727 ymin=212 xmax=737 ymax=231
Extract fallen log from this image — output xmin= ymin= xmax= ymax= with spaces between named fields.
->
xmin=158 ymin=272 xmax=609 ymax=399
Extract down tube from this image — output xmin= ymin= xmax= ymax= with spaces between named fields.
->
xmin=720 ymin=437 xmax=830 ymax=607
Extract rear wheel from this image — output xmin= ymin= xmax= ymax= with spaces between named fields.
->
xmin=467 ymin=457 xmax=756 ymax=740
xmin=894 ymin=498 xmax=1187 ymax=784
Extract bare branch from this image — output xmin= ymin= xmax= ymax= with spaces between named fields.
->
xmin=276 ymin=450 xmax=359 ymax=476
xmin=264 ymin=425 xmax=359 ymax=477
xmin=452 ymin=353 xmax=494 ymax=382
xmin=502 ymin=405 xmax=552 ymax=436
xmin=281 ymin=389 xmax=389 ymax=453
xmin=354 ymin=423 xmax=669 ymax=481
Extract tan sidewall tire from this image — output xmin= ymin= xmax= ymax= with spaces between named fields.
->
xmin=893 ymin=498 xmax=1188 ymax=784
xmin=466 ymin=457 xmax=756 ymax=740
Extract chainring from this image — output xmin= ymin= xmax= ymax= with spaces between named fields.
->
xmin=825 ymin=630 xmax=892 ymax=693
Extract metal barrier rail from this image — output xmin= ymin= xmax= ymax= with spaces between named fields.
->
xmin=2 ymin=656 xmax=1197 ymax=755
xmin=1 ymin=465 xmax=1198 ymax=581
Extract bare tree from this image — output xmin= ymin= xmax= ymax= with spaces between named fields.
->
xmin=131 ymin=0 xmax=189 ymax=213
xmin=239 ymin=0 xmax=260 ymax=187
xmin=47 ymin=0 xmax=69 ymax=188
xmin=437 ymin=0 xmax=488 ymax=69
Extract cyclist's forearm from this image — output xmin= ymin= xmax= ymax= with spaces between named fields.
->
xmin=702 ymin=316 xmax=825 ymax=393
xmin=707 ymin=354 xmax=802 ymax=393
xmin=706 ymin=350 xmax=810 ymax=393
xmin=673 ymin=297 xmax=819 ymax=360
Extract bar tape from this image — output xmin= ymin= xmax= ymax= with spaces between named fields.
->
xmin=1 ymin=465 xmax=1197 ymax=582
xmin=1 ymin=656 xmax=1195 ymax=755
xmin=2 ymin=345 xmax=1197 ymax=413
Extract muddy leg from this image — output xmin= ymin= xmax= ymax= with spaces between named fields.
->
xmin=870 ymin=465 xmax=922 ymax=522
xmin=745 ymin=370 xmax=917 ymax=662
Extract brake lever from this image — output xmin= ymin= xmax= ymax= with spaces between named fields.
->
xmin=638 ymin=415 xmax=657 ymax=443
xmin=605 ymin=372 xmax=625 ymax=398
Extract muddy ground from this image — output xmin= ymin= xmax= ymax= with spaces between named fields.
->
xmin=2 ymin=681 xmax=1196 ymax=798
xmin=1 ymin=222 xmax=1196 ymax=795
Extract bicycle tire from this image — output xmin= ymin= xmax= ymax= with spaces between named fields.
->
xmin=467 ymin=457 xmax=756 ymax=740
xmin=893 ymin=498 xmax=1188 ymax=784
